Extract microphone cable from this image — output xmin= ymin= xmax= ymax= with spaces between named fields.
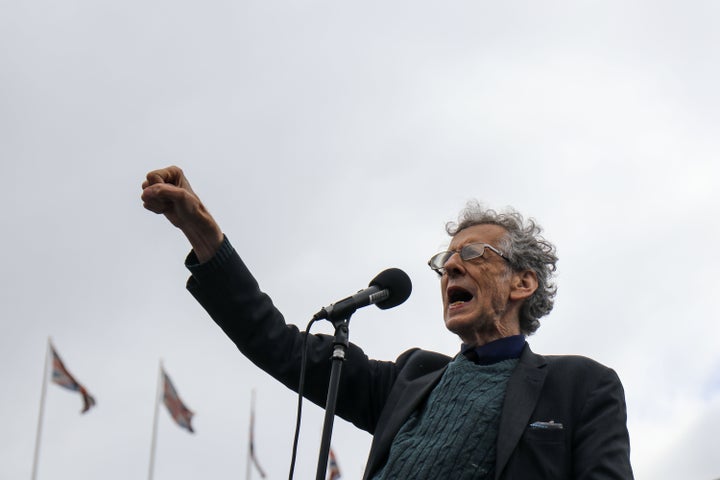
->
xmin=287 ymin=317 xmax=317 ymax=480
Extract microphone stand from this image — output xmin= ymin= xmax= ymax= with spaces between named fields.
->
xmin=315 ymin=315 xmax=350 ymax=480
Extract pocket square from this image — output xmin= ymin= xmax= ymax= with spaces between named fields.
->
xmin=529 ymin=420 xmax=563 ymax=430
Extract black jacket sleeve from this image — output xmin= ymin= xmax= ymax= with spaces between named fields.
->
xmin=185 ymin=236 xmax=404 ymax=434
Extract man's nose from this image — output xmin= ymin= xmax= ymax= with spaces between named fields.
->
xmin=443 ymin=251 xmax=466 ymax=276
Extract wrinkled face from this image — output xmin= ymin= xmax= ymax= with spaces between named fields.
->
xmin=441 ymin=224 xmax=514 ymax=344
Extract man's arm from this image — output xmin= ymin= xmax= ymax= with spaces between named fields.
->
xmin=141 ymin=167 xmax=404 ymax=434
xmin=141 ymin=165 xmax=224 ymax=263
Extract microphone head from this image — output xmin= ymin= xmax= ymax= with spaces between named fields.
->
xmin=369 ymin=268 xmax=412 ymax=310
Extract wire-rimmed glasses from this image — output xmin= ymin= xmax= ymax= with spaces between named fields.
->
xmin=428 ymin=242 xmax=508 ymax=275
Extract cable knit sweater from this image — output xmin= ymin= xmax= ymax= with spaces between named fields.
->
xmin=372 ymin=355 xmax=518 ymax=479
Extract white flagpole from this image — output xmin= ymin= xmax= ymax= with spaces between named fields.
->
xmin=31 ymin=338 xmax=51 ymax=480
xmin=246 ymin=389 xmax=254 ymax=480
xmin=148 ymin=360 xmax=163 ymax=480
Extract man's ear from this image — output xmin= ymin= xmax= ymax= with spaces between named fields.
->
xmin=509 ymin=270 xmax=538 ymax=301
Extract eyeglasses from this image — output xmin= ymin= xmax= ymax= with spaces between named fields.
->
xmin=428 ymin=242 xmax=508 ymax=275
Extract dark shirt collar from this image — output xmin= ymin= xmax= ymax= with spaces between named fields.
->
xmin=461 ymin=335 xmax=526 ymax=365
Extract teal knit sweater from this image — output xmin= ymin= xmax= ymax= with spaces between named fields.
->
xmin=373 ymin=355 xmax=518 ymax=479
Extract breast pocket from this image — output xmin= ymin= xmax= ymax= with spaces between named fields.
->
xmin=506 ymin=425 xmax=568 ymax=479
xmin=525 ymin=422 xmax=565 ymax=445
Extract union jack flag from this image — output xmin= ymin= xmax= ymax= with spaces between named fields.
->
xmin=50 ymin=344 xmax=96 ymax=414
xmin=162 ymin=369 xmax=194 ymax=433
xmin=327 ymin=448 xmax=341 ymax=480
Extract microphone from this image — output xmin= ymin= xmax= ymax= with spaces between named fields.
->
xmin=312 ymin=268 xmax=412 ymax=321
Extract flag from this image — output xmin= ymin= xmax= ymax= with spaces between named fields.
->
xmin=161 ymin=368 xmax=194 ymax=433
xmin=249 ymin=392 xmax=267 ymax=478
xmin=327 ymin=448 xmax=341 ymax=480
xmin=50 ymin=344 xmax=96 ymax=414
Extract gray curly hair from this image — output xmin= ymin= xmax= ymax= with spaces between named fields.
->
xmin=446 ymin=201 xmax=558 ymax=335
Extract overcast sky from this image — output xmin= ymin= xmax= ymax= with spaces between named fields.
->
xmin=2 ymin=1 xmax=720 ymax=479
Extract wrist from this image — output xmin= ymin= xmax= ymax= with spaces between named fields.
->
xmin=182 ymin=214 xmax=223 ymax=263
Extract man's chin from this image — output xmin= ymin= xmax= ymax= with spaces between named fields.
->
xmin=444 ymin=316 xmax=501 ymax=345
xmin=444 ymin=316 xmax=477 ymax=339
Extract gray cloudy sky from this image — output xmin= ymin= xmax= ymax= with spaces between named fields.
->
xmin=2 ymin=1 xmax=720 ymax=478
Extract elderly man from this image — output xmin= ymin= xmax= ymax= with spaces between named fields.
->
xmin=142 ymin=166 xmax=633 ymax=479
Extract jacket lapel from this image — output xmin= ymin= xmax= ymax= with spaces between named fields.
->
xmin=364 ymin=367 xmax=446 ymax=479
xmin=495 ymin=345 xmax=548 ymax=479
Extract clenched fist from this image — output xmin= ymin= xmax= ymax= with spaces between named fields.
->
xmin=142 ymin=166 xmax=223 ymax=262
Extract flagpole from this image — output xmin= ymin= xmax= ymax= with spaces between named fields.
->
xmin=148 ymin=360 xmax=163 ymax=480
xmin=31 ymin=338 xmax=51 ymax=480
xmin=246 ymin=389 xmax=254 ymax=480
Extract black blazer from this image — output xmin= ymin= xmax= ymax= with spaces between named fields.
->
xmin=186 ymin=239 xmax=633 ymax=480
xmin=361 ymin=347 xmax=633 ymax=479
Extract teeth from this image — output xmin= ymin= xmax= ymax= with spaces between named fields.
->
xmin=450 ymin=301 xmax=466 ymax=306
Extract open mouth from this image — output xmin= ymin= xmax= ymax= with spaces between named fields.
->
xmin=447 ymin=286 xmax=473 ymax=306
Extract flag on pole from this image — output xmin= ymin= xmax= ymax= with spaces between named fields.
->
xmin=248 ymin=390 xmax=267 ymax=478
xmin=161 ymin=368 xmax=194 ymax=433
xmin=49 ymin=343 xmax=96 ymax=414
xmin=327 ymin=448 xmax=342 ymax=480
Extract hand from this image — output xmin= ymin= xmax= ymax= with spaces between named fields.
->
xmin=142 ymin=166 xmax=224 ymax=262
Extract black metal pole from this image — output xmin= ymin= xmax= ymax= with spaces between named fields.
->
xmin=315 ymin=319 xmax=349 ymax=480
